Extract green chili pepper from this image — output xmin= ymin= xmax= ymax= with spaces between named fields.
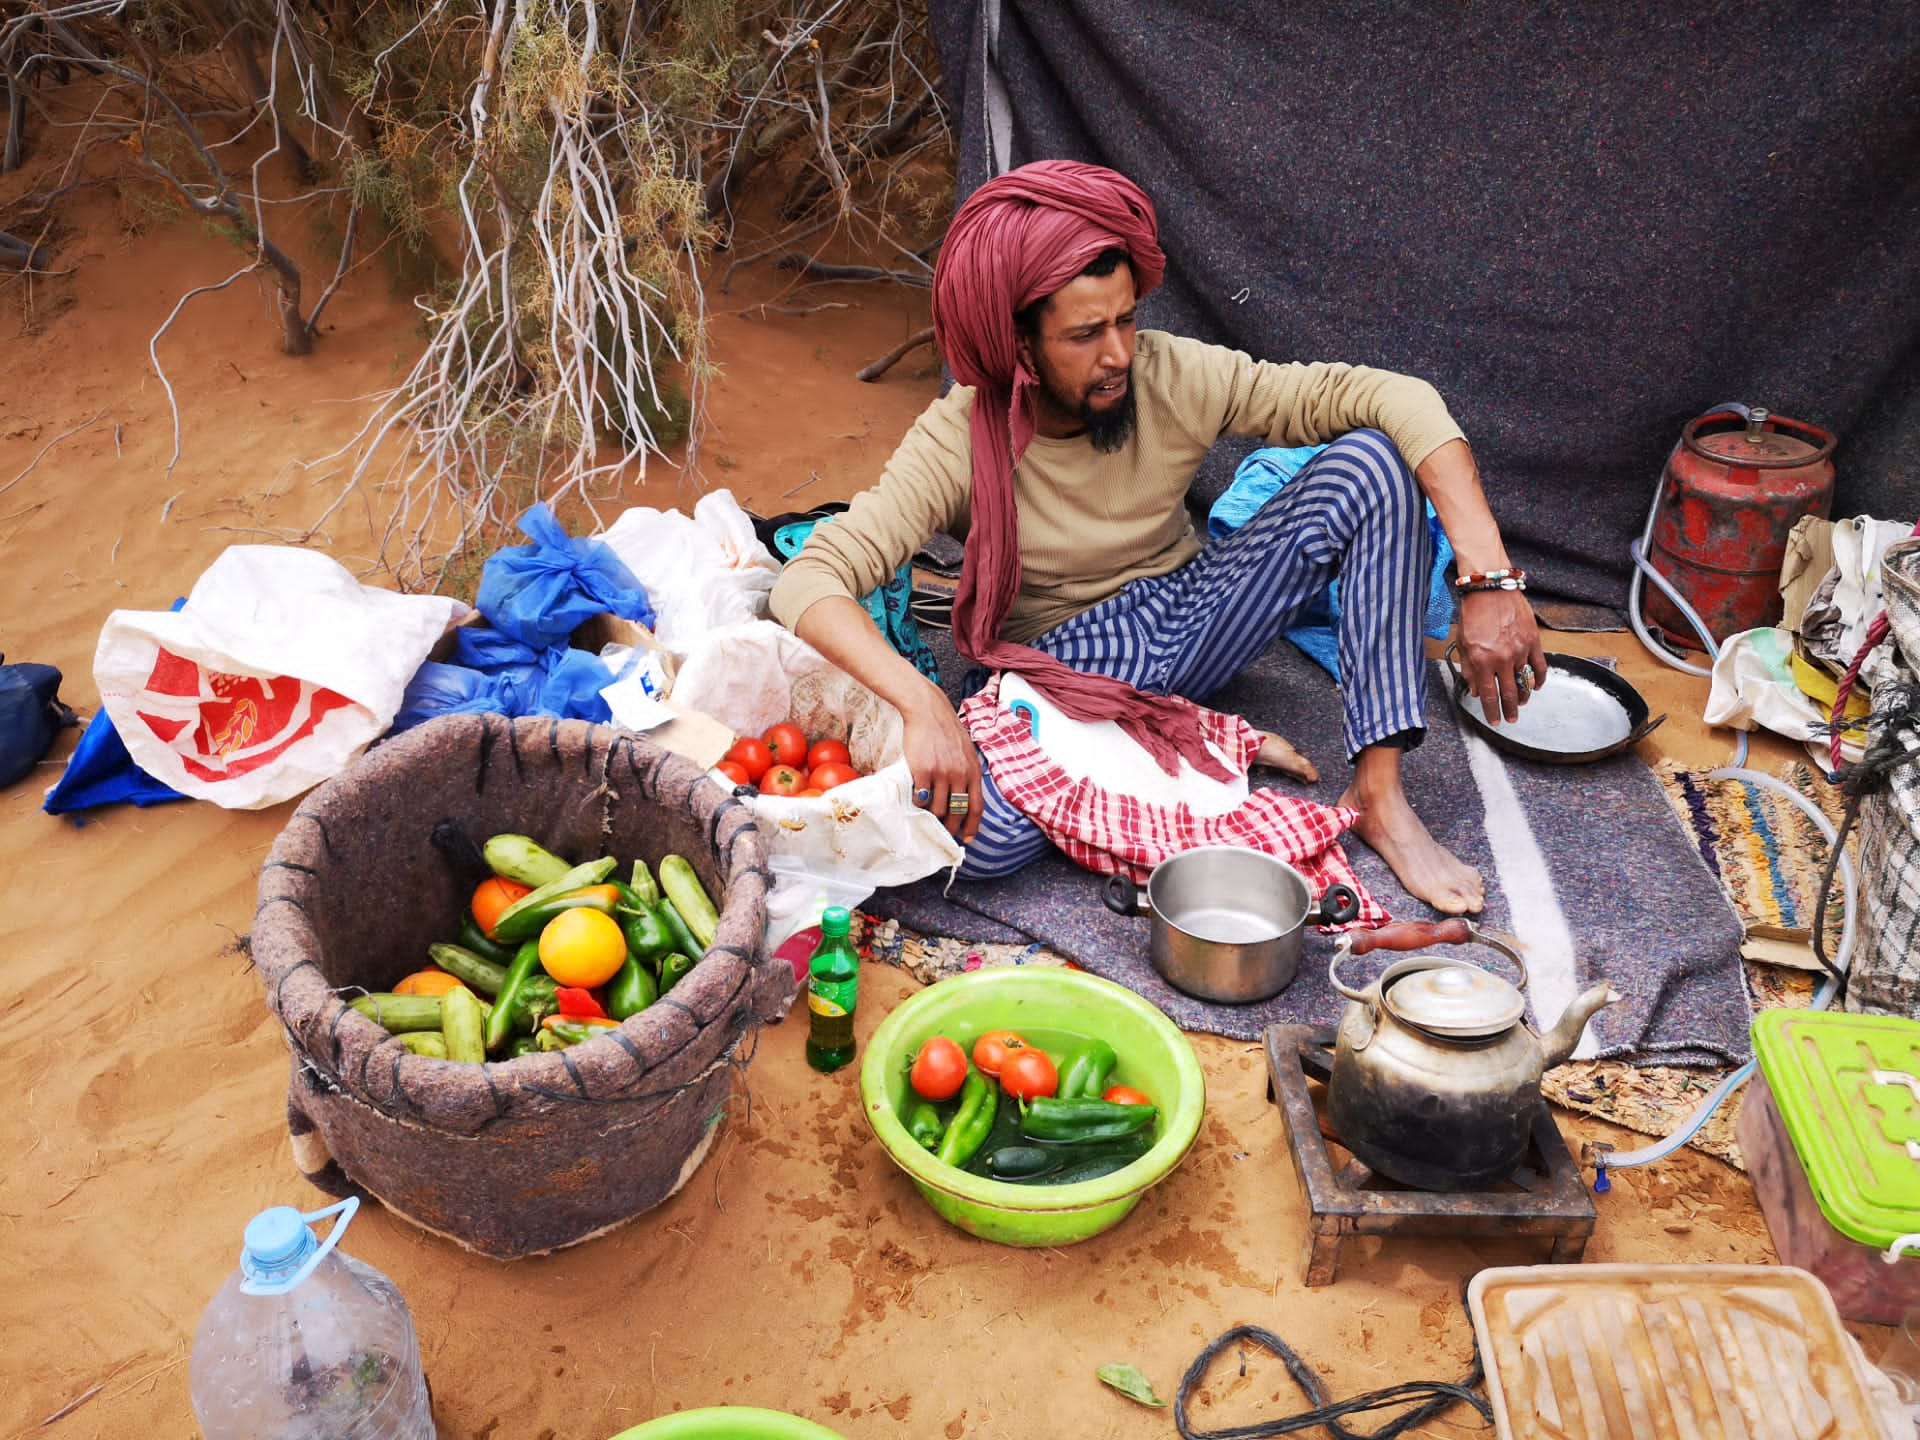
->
xmin=506 ymin=1035 xmax=541 ymax=1058
xmin=490 ymin=883 xmax=621 ymax=943
xmin=456 ymin=917 xmax=521 ymax=967
xmin=485 ymin=939 xmax=544 ymax=1053
xmin=657 ymin=896 xmax=703 ymax=961
xmin=1019 ymin=1096 xmax=1158 ymax=1145
xmin=1057 ymin=1038 xmax=1118 ymax=1100
xmin=934 ymin=1070 xmax=996 ymax=1169
xmin=659 ymin=951 xmax=697 ymax=993
xmin=906 ymin=1101 xmax=945 ymax=1150
xmin=608 ymin=956 xmax=659 ymax=1020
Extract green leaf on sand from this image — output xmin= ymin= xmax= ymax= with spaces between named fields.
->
xmin=1097 ymin=1362 xmax=1167 ymax=1408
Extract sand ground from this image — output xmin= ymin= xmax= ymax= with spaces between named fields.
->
xmin=0 ymin=171 xmax=1891 ymax=1439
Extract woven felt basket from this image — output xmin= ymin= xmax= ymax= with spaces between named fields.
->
xmin=251 ymin=714 xmax=787 ymax=1259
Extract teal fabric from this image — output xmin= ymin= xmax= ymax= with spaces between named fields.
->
xmin=773 ymin=519 xmax=941 ymax=683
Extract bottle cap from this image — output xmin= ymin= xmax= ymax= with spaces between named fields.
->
xmin=241 ymin=1207 xmax=315 ymax=1285
xmin=820 ymin=906 xmax=851 ymax=937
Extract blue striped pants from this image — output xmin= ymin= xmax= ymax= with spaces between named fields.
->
xmin=958 ymin=429 xmax=1433 ymax=879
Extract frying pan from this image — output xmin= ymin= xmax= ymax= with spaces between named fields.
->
xmin=1446 ymin=645 xmax=1666 ymax=765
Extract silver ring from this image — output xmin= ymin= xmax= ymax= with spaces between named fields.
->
xmin=947 ymin=792 xmax=971 ymax=815
xmin=914 ymin=786 xmax=932 ymax=807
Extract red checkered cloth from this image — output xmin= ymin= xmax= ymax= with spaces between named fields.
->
xmin=960 ymin=676 xmax=1388 ymax=925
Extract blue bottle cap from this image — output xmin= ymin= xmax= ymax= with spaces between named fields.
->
xmin=241 ymin=1207 xmax=315 ymax=1284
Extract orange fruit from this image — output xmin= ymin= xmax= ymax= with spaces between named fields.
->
xmin=472 ymin=875 xmax=532 ymax=937
xmin=537 ymin=908 xmax=628 ymax=988
xmin=394 ymin=969 xmax=469 ymax=997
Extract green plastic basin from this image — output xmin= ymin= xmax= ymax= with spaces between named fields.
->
xmin=607 ymin=1407 xmax=846 ymax=1439
xmin=859 ymin=966 xmax=1205 ymax=1247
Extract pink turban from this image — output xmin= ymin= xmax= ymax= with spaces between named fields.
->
xmin=932 ymin=160 xmax=1230 ymax=780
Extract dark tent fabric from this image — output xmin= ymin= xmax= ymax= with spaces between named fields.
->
xmin=927 ymin=2 xmax=1920 ymax=612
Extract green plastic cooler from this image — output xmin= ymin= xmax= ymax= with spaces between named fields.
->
xmin=1738 ymin=1008 xmax=1920 ymax=1323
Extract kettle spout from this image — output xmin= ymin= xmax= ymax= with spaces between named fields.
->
xmin=1541 ymin=983 xmax=1623 ymax=1069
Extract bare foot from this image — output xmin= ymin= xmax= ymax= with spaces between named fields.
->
xmin=1340 ymin=750 xmax=1485 ymax=914
xmin=1252 ymin=729 xmax=1318 ymax=783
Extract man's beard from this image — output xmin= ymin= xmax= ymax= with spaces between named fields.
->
xmin=1080 ymin=379 xmax=1137 ymax=453
xmin=1039 ymin=367 xmax=1136 ymax=453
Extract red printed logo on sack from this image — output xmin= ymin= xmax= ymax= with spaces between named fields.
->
xmin=133 ymin=648 xmax=355 ymax=782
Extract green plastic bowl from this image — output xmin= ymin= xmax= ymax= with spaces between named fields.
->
xmin=607 ymin=1407 xmax=846 ymax=1439
xmin=859 ymin=966 xmax=1205 ymax=1246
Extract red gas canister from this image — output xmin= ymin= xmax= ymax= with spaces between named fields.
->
xmin=1644 ymin=407 xmax=1836 ymax=650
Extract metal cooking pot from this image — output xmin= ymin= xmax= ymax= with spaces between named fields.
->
xmin=1102 ymin=845 xmax=1361 ymax=1003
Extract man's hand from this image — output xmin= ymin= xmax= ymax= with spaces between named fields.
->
xmin=1456 ymin=588 xmax=1548 ymax=724
xmin=795 ymin=593 xmax=983 ymax=844
xmin=900 ymin=689 xmax=984 ymax=844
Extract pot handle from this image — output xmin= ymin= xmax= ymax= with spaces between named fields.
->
xmin=1309 ymin=883 xmax=1361 ymax=927
xmin=1101 ymin=872 xmax=1150 ymax=918
xmin=1627 ymin=711 xmax=1668 ymax=748
xmin=1345 ymin=919 xmax=1475 ymax=955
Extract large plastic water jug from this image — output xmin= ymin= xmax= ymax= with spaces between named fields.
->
xmin=190 ymin=1197 xmax=435 ymax=1439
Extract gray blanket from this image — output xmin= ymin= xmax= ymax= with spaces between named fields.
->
xmin=867 ymin=637 xmax=1752 ymax=1065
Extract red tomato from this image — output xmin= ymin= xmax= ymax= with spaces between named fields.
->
xmin=806 ymin=738 xmax=852 ymax=770
xmin=808 ymin=760 xmax=859 ymax=792
xmin=716 ymin=759 xmax=752 ymax=788
xmin=971 ymin=1029 xmax=1027 ymax=1077
xmin=999 ymin=1047 xmax=1059 ymax=1101
xmin=796 ymin=788 xmax=824 ymax=797
xmin=763 ymin=722 xmax=808 ymax=770
xmin=471 ymin=875 xmax=531 ymax=938
xmin=759 ymin=764 xmax=807 ymax=796
xmin=1103 ymin=1085 xmax=1153 ymax=1107
xmin=725 ymin=736 xmax=773 ymax=783
xmin=909 ymin=1036 xmax=969 ymax=1101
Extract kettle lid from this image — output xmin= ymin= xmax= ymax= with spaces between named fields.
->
xmin=1381 ymin=958 xmax=1525 ymax=1038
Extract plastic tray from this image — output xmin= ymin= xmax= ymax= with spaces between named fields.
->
xmin=1467 ymin=1263 xmax=1885 ymax=1439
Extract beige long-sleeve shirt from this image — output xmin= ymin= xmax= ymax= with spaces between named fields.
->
xmin=768 ymin=331 xmax=1465 ymax=645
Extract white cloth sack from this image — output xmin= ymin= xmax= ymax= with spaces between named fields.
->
xmin=669 ymin=621 xmax=964 ymax=924
xmin=1704 ymin=626 xmax=1865 ymax=768
xmin=997 ymin=673 xmax=1248 ymax=815
xmin=94 ymin=546 xmax=462 ymax=809
xmin=595 ymin=491 xmax=780 ymax=653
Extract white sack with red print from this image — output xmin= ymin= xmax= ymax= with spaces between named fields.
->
xmin=94 ymin=546 xmax=462 ymax=808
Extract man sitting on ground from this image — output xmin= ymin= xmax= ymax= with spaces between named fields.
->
xmin=768 ymin=160 xmax=1544 ymax=915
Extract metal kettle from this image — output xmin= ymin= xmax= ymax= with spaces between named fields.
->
xmin=1326 ymin=920 xmax=1621 ymax=1191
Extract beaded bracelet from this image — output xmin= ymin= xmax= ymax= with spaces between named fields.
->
xmin=1453 ymin=567 xmax=1526 ymax=591
xmin=1458 ymin=575 xmax=1529 ymax=594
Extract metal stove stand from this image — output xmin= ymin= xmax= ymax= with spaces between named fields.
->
xmin=1263 ymin=1024 xmax=1597 ymax=1286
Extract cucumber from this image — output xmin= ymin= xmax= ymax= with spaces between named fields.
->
xmin=490 ymin=857 xmax=618 ymax=938
xmin=429 ymin=942 xmax=506 ymax=996
xmin=1037 ymin=1143 xmax=1151 ymax=1187
xmin=483 ymin=833 xmax=574 ymax=889
xmin=349 ymin=991 xmax=492 ymax=1036
xmin=397 ymin=1031 xmax=448 ymax=1058
xmin=349 ymin=993 xmax=447 ymax=1033
xmin=984 ymin=1145 xmax=1058 ymax=1180
xmin=440 ymin=984 xmax=487 ymax=1064
xmin=659 ymin=855 xmax=719 ymax=950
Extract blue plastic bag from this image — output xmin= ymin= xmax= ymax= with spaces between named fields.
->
xmin=43 ymin=708 xmax=187 ymax=813
xmin=477 ymin=503 xmax=656 ymax=652
xmin=389 ymin=628 xmax=615 ymax=733
xmin=1208 ymin=445 xmax=1455 ymax=682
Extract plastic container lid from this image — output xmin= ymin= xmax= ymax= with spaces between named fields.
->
xmin=1751 ymin=1008 xmax=1920 ymax=1250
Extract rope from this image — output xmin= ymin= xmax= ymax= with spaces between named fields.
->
xmin=1173 ymin=1308 xmax=1493 ymax=1440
